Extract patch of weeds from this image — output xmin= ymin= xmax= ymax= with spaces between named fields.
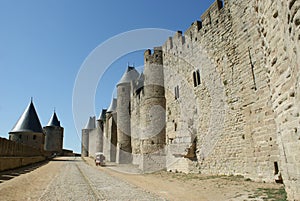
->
xmin=167 ymin=172 xmax=223 ymax=181
xmin=252 ymin=187 xmax=287 ymax=201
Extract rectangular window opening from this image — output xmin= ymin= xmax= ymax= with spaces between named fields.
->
xmin=175 ymin=85 xmax=179 ymax=99
xmin=193 ymin=72 xmax=197 ymax=87
xmin=193 ymin=70 xmax=201 ymax=87
xmin=196 ymin=70 xmax=201 ymax=85
xmin=274 ymin=162 xmax=279 ymax=175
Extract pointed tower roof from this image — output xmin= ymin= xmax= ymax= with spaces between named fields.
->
xmin=47 ymin=111 xmax=61 ymax=127
xmin=84 ymin=116 xmax=96 ymax=129
xmin=10 ymin=99 xmax=43 ymax=133
xmin=97 ymin=109 xmax=107 ymax=121
xmin=117 ymin=66 xmax=140 ymax=86
xmin=107 ymin=98 xmax=117 ymax=113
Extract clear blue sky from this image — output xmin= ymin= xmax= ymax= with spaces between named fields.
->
xmin=0 ymin=0 xmax=215 ymax=153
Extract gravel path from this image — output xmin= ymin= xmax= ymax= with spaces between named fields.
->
xmin=0 ymin=157 xmax=165 ymax=201
xmin=0 ymin=157 xmax=285 ymax=201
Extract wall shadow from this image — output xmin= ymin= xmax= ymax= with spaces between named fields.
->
xmin=0 ymin=160 xmax=49 ymax=183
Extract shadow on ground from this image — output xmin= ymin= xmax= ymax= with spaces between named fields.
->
xmin=0 ymin=160 xmax=49 ymax=183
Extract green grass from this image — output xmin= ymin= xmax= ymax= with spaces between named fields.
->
xmin=249 ymin=187 xmax=287 ymax=201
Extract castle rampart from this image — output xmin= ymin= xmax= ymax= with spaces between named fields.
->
xmin=0 ymin=137 xmax=45 ymax=171
xmin=162 ymin=0 xmax=280 ymax=184
xmin=86 ymin=0 xmax=300 ymax=199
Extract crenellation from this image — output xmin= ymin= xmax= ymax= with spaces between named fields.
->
xmin=164 ymin=37 xmax=173 ymax=50
xmin=144 ymin=47 xmax=163 ymax=64
xmin=184 ymin=21 xmax=202 ymax=47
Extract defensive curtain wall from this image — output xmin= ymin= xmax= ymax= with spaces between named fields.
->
xmin=0 ymin=137 xmax=45 ymax=171
xmin=162 ymin=0 xmax=300 ymax=199
xmin=82 ymin=0 xmax=300 ymax=200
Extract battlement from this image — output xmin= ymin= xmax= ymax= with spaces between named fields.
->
xmin=201 ymin=0 xmax=223 ymax=25
xmin=144 ymin=47 xmax=163 ymax=64
xmin=163 ymin=0 xmax=226 ymax=52
xmin=144 ymin=47 xmax=162 ymax=56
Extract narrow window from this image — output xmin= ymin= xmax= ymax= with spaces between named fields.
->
xmin=174 ymin=123 xmax=177 ymax=131
xmin=196 ymin=70 xmax=201 ymax=85
xmin=193 ymin=70 xmax=201 ymax=87
xmin=193 ymin=72 xmax=197 ymax=87
xmin=33 ymin=135 xmax=36 ymax=140
xmin=175 ymin=85 xmax=179 ymax=99
xmin=274 ymin=162 xmax=279 ymax=175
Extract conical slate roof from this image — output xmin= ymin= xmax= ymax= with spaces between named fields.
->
xmin=98 ymin=109 xmax=107 ymax=121
xmin=10 ymin=100 xmax=43 ymax=133
xmin=47 ymin=111 xmax=61 ymax=127
xmin=84 ymin=116 xmax=96 ymax=129
xmin=107 ymin=98 xmax=117 ymax=113
xmin=117 ymin=66 xmax=139 ymax=86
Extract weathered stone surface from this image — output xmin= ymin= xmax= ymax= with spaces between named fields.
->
xmin=92 ymin=0 xmax=300 ymax=199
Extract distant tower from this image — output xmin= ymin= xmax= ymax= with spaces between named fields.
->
xmin=95 ymin=109 xmax=107 ymax=153
xmin=9 ymin=99 xmax=45 ymax=150
xmin=81 ymin=116 xmax=96 ymax=157
xmin=116 ymin=66 xmax=139 ymax=163
xmin=43 ymin=110 xmax=64 ymax=155
xmin=104 ymin=98 xmax=117 ymax=162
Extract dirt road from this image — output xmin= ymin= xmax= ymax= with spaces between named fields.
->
xmin=0 ymin=157 xmax=286 ymax=201
xmin=0 ymin=157 xmax=162 ymax=201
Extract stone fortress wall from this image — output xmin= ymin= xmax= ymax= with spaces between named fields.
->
xmin=0 ymin=137 xmax=42 ymax=157
xmin=0 ymin=137 xmax=45 ymax=171
xmin=163 ymin=0 xmax=279 ymax=182
xmin=161 ymin=0 xmax=300 ymax=199
xmin=83 ymin=0 xmax=300 ymax=199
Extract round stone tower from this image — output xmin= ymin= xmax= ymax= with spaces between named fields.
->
xmin=95 ymin=109 xmax=107 ymax=153
xmin=9 ymin=99 xmax=45 ymax=151
xmin=43 ymin=111 xmax=64 ymax=155
xmin=104 ymin=98 xmax=117 ymax=162
xmin=116 ymin=66 xmax=139 ymax=164
xmin=81 ymin=116 xmax=96 ymax=157
xmin=139 ymin=47 xmax=166 ymax=171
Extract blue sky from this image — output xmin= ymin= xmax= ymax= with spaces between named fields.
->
xmin=0 ymin=0 xmax=215 ymax=153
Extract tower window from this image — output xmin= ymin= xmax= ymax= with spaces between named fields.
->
xmin=193 ymin=70 xmax=201 ymax=87
xmin=33 ymin=135 xmax=36 ymax=140
xmin=175 ymin=85 xmax=179 ymax=99
xmin=274 ymin=162 xmax=279 ymax=175
xmin=193 ymin=72 xmax=197 ymax=87
xmin=128 ymin=101 xmax=131 ymax=115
